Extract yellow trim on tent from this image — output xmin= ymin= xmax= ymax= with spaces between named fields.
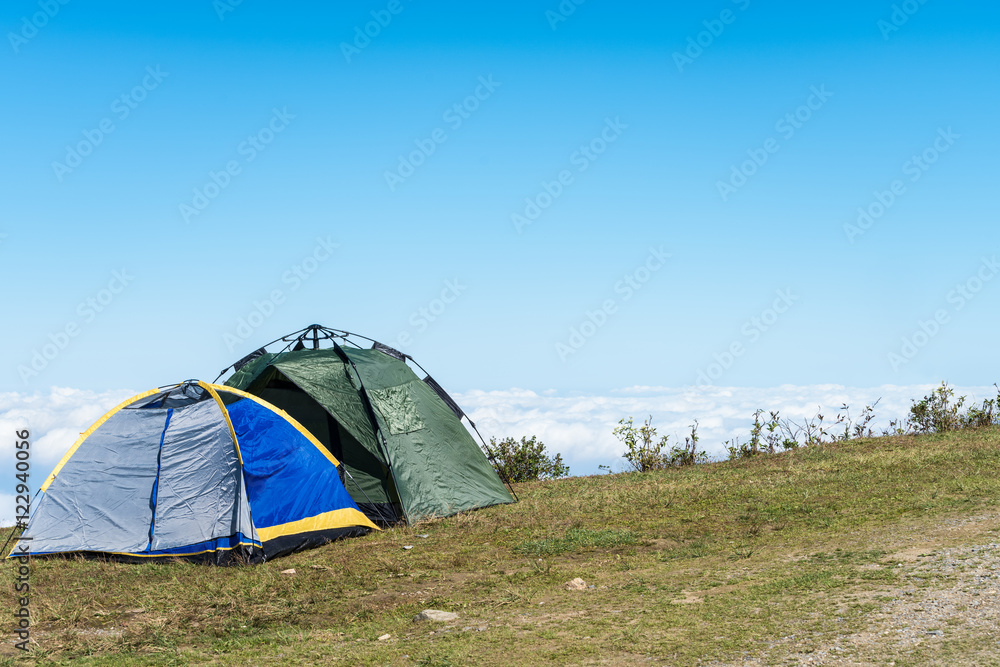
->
xmin=40 ymin=387 xmax=164 ymax=492
xmin=256 ymin=507 xmax=378 ymax=541
xmin=198 ymin=381 xmax=242 ymax=464
xmin=197 ymin=381 xmax=262 ymax=548
xmin=202 ymin=382 xmax=379 ymax=536
xmin=208 ymin=383 xmax=344 ymax=468
xmin=208 ymin=383 xmax=379 ymax=535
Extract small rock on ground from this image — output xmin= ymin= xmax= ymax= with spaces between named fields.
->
xmin=414 ymin=609 xmax=459 ymax=622
xmin=565 ymin=577 xmax=587 ymax=590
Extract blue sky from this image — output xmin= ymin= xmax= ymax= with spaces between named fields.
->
xmin=1 ymin=2 xmax=999 ymax=488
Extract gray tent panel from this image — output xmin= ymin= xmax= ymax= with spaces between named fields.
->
xmin=146 ymin=398 xmax=252 ymax=552
xmin=25 ymin=408 xmax=166 ymax=555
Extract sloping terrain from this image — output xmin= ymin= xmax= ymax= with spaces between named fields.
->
xmin=3 ymin=427 xmax=999 ymax=665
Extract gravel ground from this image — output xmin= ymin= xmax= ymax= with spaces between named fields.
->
xmin=716 ymin=514 xmax=1000 ymax=666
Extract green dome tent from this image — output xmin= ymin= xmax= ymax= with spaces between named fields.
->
xmin=218 ymin=325 xmax=516 ymax=525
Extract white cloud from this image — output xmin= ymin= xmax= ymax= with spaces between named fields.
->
xmin=0 ymin=387 xmax=135 ymax=525
xmin=457 ymin=383 xmax=999 ymax=475
xmin=0 ymin=493 xmax=15 ymax=528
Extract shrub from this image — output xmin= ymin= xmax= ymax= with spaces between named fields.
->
xmin=671 ymin=420 xmax=710 ymax=467
xmin=614 ymin=416 xmax=707 ymax=471
xmin=836 ymin=400 xmax=881 ymax=440
xmin=908 ymin=381 xmax=1000 ymax=432
xmin=908 ymin=382 xmax=965 ymax=433
xmin=727 ymin=409 xmax=819 ymax=460
xmin=727 ymin=410 xmax=780 ymax=460
xmin=614 ymin=416 xmax=668 ymax=472
xmin=488 ymin=436 xmax=569 ymax=482
xmin=964 ymin=387 xmax=999 ymax=428
xmin=618 ymin=380 xmax=999 ymax=468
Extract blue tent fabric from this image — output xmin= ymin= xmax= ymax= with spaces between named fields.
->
xmin=225 ymin=394 xmax=378 ymax=559
xmin=10 ymin=381 xmax=377 ymax=564
xmin=229 ymin=397 xmax=354 ymax=530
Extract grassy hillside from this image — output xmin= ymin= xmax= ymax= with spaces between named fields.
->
xmin=4 ymin=427 xmax=1000 ymax=665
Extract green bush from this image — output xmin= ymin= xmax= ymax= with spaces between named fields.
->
xmin=614 ymin=416 xmax=707 ymax=471
xmin=964 ymin=390 xmax=999 ymax=428
xmin=908 ymin=381 xmax=1000 ymax=432
xmin=488 ymin=436 xmax=569 ymax=482
xmin=908 ymin=382 xmax=965 ymax=433
xmin=613 ymin=381 xmax=1000 ymax=469
xmin=727 ymin=410 xmax=801 ymax=460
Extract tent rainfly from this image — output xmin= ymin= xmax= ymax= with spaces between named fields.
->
xmin=9 ymin=381 xmax=378 ymax=563
xmin=220 ymin=325 xmax=516 ymax=525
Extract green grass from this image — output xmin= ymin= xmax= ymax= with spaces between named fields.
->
xmin=3 ymin=426 xmax=1000 ymax=665
xmin=514 ymin=528 xmax=639 ymax=557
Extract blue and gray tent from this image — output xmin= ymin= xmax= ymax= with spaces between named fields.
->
xmin=9 ymin=381 xmax=378 ymax=563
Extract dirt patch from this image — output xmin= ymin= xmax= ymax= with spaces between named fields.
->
xmin=670 ymin=591 xmax=704 ymax=604
xmin=708 ymin=511 xmax=1000 ymax=665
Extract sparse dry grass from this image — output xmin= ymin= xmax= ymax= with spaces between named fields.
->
xmin=2 ymin=426 xmax=1000 ymax=665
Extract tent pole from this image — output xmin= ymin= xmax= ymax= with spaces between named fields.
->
xmin=400 ymin=353 xmax=517 ymax=502
xmin=213 ymin=325 xmax=314 ymax=382
xmin=467 ymin=419 xmax=518 ymax=501
xmin=214 ymin=325 xmax=388 ymax=382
